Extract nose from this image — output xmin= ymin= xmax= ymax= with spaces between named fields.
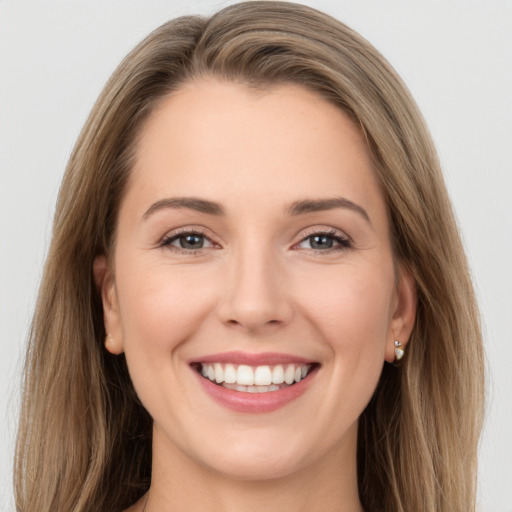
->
xmin=216 ymin=242 xmax=294 ymax=334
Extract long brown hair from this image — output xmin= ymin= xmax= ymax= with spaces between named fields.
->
xmin=15 ymin=2 xmax=484 ymax=511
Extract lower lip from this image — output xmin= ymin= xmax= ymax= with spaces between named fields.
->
xmin=194 ymin=367 xmax=318 ymax=414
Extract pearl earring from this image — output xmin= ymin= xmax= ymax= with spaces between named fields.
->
xmin=394 ymin=340 xmax=404 ymax=361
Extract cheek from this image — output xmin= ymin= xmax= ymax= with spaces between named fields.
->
xmin=296 ymin=262 xmax=395 ymax=353
xmin=115 ymin=259 xmax=216 ymax=355
xmin=114 ymin=259 xmax=221 ymax=419
xmin=293 ymin=260 xmax=395 ymax=418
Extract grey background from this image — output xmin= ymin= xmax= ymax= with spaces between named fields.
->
xmin=1 ymin=1 xmax=511 ymax=510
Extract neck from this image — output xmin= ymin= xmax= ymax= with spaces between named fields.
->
xmin=142 ymin=424 xmax=364 ymax=512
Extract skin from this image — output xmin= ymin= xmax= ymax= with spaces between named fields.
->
xmin=95 ymin=79 xmax=416 ymax=512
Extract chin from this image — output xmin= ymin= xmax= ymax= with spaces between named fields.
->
xmin=189 ymin=432 xmax=315 ymax=482
xmin=206 ymin=455 xmax=305 ymax=482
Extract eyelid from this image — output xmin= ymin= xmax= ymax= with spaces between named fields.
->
xmin=292 ymin=226 xmax=352 ymax=252
xmin=297 ymin=225 xmax=351 ymax=242
xmin=158 ymin=226 xmax=220 ymax=252
xmin=157 ymin=225 xmax=352 ymax=254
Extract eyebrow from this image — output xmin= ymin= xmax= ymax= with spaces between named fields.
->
xmin=143 ymin=197 xmax=225 ymax=219
xmin=142 ymin=195 xmax=370 ymax=224
xmin=286 ymin=196 xmax=371 ymax=224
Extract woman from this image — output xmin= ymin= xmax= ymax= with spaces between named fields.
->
xmin=14 ymin=2 xmax=484 ymax=511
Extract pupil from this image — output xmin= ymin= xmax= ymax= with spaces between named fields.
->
xmin=311 ymin=235 xmax=333 ymax=249
xmin=180 ymin=234 xmax=203 ymax=249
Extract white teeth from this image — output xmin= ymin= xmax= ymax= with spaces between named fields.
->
xmin=284 ymin=365 xmax=295 ymax=385
xmin=254 ymin=366 xmax=272 ymax=385
xmin=199 ymin=362 xmax=313 ymax=390
xmin=272 ymin=365 xmax=285 ymax=384
xmin=214 ymin=363 xmax=224 ymax=383
xmin=237 ymin=365 xmax=254 ymax=385
xmin=224 ymin=364 xmax=237 ymax=384
xmin=222 ymin=383 xmax=282 ymax=393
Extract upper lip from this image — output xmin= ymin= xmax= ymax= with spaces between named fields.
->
xmin=189 ymin=351 xmax=318 ymax=366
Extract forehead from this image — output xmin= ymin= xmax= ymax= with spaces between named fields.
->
xmin=127 ymin=78 xmax=384 ymax=220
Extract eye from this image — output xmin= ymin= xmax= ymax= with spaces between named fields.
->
xmin=159 ymin=230 xmax=215 ymax=252
xmin=297 ymin=229 xmax=351 ymax=252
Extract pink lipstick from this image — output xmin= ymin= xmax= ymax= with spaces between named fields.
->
xmin=190 ymin=352 xmax=319 ymax=413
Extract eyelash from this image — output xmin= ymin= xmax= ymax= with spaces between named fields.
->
xmin=158 ymin=228 xmax=215 ymax=256
xmin=297 ymin=228 xmax=352 ymax=252
xmin=158 ymin=228 xmax=352 ymax=255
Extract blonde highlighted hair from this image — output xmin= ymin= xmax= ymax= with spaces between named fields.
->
xmin=15 ymin=2 xmax=484 ymax=511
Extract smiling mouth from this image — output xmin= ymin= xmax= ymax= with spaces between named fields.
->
xmin=192 ymin=362 xmax=319 ymax=393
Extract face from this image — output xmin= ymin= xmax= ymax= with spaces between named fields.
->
xmin=97 ymin=79 xmax=415 ymax=481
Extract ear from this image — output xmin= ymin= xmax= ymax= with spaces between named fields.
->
xmin=385 ymin=265 xmax=417 ymax=363
xmin=93 ymin=255 xmax=124 ymax=355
